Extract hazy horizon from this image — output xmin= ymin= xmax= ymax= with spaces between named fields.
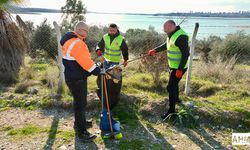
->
xmin=18 ymin=0 xmax=250 ymax=14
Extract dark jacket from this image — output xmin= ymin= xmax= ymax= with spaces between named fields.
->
xmin=154 ymin=26 xmax=189 ymax=70
xmin=60 ymin=32 xmax=99 ymax=81
xmin=96 ymin=31 xmax=129 ymax=61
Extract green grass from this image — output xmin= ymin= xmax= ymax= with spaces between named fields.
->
xmin=7 ymin=125 xmax=48 ymax=136
xmin=119 ymin=139 xmax=145 ymax=150
xmin=122 ymin=72 xmax=167 ymax=99
xmin=31 ymin=63 xmax=49 ymax=71
xmin=0 ymin=125 xmax=13 ymax=131
xmin=57 ymin=130 xmax=75 ymax=143
xmin=6 ymin=124 xmax=75 ymax=144
xmin=1 ymin=58 xmax=250 ymax=148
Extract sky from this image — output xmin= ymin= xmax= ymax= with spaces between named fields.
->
xmin=24 ymin=0 xmax=250 ymax=13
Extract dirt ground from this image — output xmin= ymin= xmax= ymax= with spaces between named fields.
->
xmin=0 ymin=106 xmax=244 ymax=150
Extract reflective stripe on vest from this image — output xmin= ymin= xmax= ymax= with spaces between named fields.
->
xmin=63 ymin=39 xmax=81 ymax=60
xmin=104 ymin=51 xmax=121 ymax=57
xmin=88 ymin=63 xmax=97 ymax=72
xmin=103 ymin=34 xmax=123 ymax=63
xmin=166 ymin=28 xmax=189 ymax=69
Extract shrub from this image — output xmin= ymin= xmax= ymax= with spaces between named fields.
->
xmin=30 ymin=19 xmax=57 ymax=60
xmin=217 ymin=31 xmax=250 ymax=64
xmin=125 ymin=27 xmax=167 ymax=86
xmin=195 ymin=35 xmax=222 ymax=63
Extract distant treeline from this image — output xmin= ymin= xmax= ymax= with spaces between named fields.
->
xmin=11 ymin=6 xmax=250 ymax=18
xmin=153 ymin=11 xmax=250 ymax=18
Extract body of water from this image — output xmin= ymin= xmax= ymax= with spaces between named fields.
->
xmin=16 ymin=12 xmax=250 ymax=39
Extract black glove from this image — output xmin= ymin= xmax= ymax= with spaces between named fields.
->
xmin=91 ymin=66 xmax=101 ymax=76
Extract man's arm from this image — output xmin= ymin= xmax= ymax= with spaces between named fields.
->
xmin=175 ymin=35 xmax=189 ymax=70
xmin=71 ymin=42 xmax=100 ymax=75
xmin=155 ymin=43 xmax=167 ymax=53
xmin=120 ymin=39 xmax=129 ymax=60
xmin=148 ymin=42 xmax=166 ymax=56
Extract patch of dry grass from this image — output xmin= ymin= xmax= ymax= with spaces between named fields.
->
xmin=14 ymin=80 xmax=40 ymax=94
xmin=193 ymin=57 xmax=248 ymax=84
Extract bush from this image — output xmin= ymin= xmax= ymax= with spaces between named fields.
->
xmin=125 ymin=26 xmax=164 ymax=56
xmin=85 ymin=25 xmax=108 ymax=52
xmin=195 ymin=35 xmax=222 ymax=63
xmin=217 ymin=31 xmax=250 ymax=64
xmin=30 ymin=19 xmax=57 ymax=60
xmin=125 ymin=27 xmax=167 ymax=86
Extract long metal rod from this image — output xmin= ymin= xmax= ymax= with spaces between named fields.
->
xmin=101 ymin=74 xmax=104 ymax=111
xmin=103 ymin=75 xmax=114 ymax=135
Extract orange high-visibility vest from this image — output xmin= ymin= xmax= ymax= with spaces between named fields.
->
xmin=62 ymin=37 xmax=96 ymax=72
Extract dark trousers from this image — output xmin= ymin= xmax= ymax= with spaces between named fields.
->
xmin=66 ymin=79 xmax=87 ymax=133
xmin=166 ymin=69 xmax=187 ymax=113
xmin=96 ymin=75 xmax=122 ymax=110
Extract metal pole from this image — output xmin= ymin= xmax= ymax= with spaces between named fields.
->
xmin=53 ymin=21 xmax=65 ymax=94
xmin=185 ymin=23 xmax=199 ymax=95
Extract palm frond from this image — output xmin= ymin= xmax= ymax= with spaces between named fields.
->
xmin=0 ymin=0 xmax=26 ymax=11
xmin=0 ymin=8 xmax=28 ymax=83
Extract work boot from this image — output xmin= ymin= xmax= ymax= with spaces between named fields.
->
xmin=86 ymin=118 xmax=93 ymax=127
xmin=76 ymin=131 xmax=96 ymax=142
xmin=176 ymin=99 xmax=182 ymax=104
xmin=161 ymin=111 xmax=175 ymax=121
xmin=74 ymin=119 xmax=93 ymax=130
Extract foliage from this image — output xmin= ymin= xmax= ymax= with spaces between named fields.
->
xmin=0 ymin=0 xmax=28 ymax=83
xmin=30 ymin=19 xmax=57 ymax=60
xmin=195 ymin=35 xmax=222 ymax=63
xmin=217 ymin=31 xmax=250 ymax=64
xmin=165 ymin=109 xmax=197 ymax=128
xmin=60 ymin=0 xmax=87 ymax=33
xmin=0 ymin=0 xmax=25 ymax=9
xmin=125 ymin=26 xmax=167 ymax=86
xmin=24 ymin=20 xmax=35 ymax=32
xmin=85 ymin=25 xmax=108 ymax=52
xmin=125 ymin=26 xmax=164 ymax=55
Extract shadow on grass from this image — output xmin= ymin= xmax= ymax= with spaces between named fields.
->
xmin=173 ymin=101 xmax=250 ymax=150
xmin=43 ymin=116 xmax=59 ymax=150
xmin=41 ymin=107 xmax=99 ymax=150
xmin=194 ymin=106 xmax=250 ymax=132
xmin=136 ymin=97 xmax=234 ymax=150
xmin=175 ymin=126 xmax=228 ymax=150
xmin=0 ymin=83 xmax=11 ymax=96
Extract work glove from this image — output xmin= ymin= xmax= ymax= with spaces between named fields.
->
xmin=96 ymin=50 xmax=103 ymax=56
xmin=175 ymin=69 xmax=183 ymax=78
xmin=123 ymin=60 xmax=128 ymax=67
xmin=90 ymin=65 xmax=101 ymax=76
xmin=148 ymin=49 xmax=156 ymax=56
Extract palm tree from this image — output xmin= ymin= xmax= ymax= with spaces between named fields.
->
xmin=0 ymin=0 xmax=28 ymax=83
xmin=195 ymin=36 xmax=221 ymax=63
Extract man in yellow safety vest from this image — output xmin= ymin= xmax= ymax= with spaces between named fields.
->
xmin=148 ymin=20 xmax=189 ymax=120
xmin=96 ymin=23 xmax=129 ymax=67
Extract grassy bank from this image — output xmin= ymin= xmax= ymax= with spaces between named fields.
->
xmin=0 ymin=57 xmax=249 ymax=149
